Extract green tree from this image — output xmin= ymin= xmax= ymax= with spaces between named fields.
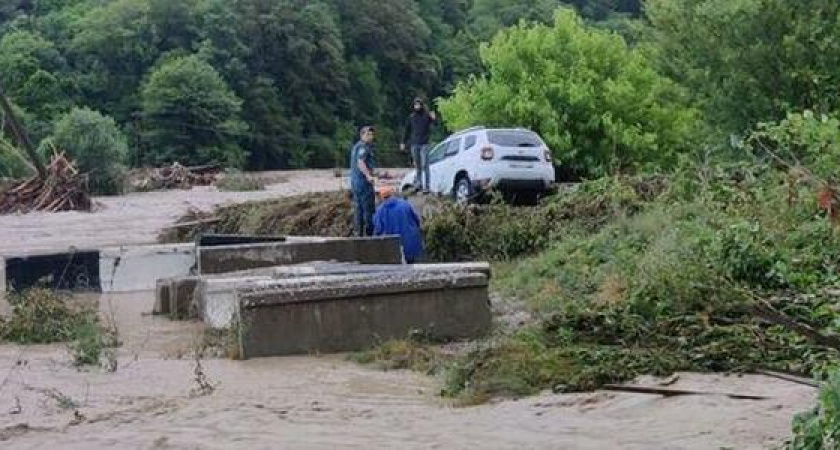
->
xmin=140 ymin=55 xmax=246 ymax=167
xmin=646 ymin=0 xmax=840 ymax=135
xmin=0 ymin=30 xmax=71 ymax=123
xmin=439 ymin=8 xmax=698 ymax=176
xmin=49 ymin=107 xmax=129 ymax=195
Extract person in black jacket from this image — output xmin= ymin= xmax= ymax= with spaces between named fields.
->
xmin=400 ymin=98 xmax=436 ymax=193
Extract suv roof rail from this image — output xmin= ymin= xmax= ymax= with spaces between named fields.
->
xmin=451 ymin=126 xmax=485 ymax=137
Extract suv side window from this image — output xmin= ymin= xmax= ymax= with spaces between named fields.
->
xmin=444 ymin=138 xmax=462 ymax=157
xmin=428 ymin=142 xmax=447 ymax=165
xmin=464 ymin=135 xmax=477 ymax=151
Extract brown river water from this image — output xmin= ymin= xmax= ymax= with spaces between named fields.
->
xmin=0 ymin=291 xmax=815 ymax=449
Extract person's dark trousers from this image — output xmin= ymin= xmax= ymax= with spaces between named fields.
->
xmin=411 ymin=144 xmax=430 ymax=191
xmin=352 ymin=185 xmax=375 ymax=237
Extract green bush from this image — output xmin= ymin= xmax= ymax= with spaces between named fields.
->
xmin=790 ymin=371 xmax=840 ymax=449
xmin=0 ymin=289 xmax=90 ymax=344
xmin=48 ymin=107 xmax=129 ymax=195
xmin=749 ymin=111 xmax=840 ymax=183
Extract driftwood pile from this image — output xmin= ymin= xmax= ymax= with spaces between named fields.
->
xmin=0 ymin=153 xmax=92 ymax=214
xmin=128 ymin=163 xmax=220 ymax=191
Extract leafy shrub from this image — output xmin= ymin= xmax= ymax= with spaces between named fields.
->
xmin=749 ymin=111 xmax=840 ymax=183
xmin=790 ymin=371 xmax=840 ymax=449
xmin=48 ymin=107 xmax=129 ymax=195
xmin=0 ymin=289 xmax=90 ymax=344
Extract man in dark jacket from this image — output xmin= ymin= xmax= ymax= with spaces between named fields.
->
xmin=374 ymin=185 xmax=424 ymax=263
xmin=349 ymin=126 xmax=378 ymax=237
xmin=400 ymin=98 xmax=436 ymax=193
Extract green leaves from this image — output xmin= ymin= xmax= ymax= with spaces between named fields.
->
xmin=140 ymin=55 xmax=246 ymax=168
xmin=439 ymin=8 xmax=698 ymax=177
xmin=49 ymin=107 xmax=129 ymax=195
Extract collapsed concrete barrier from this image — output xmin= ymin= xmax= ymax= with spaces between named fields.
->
xmin=197 ymin=236 xmax=404 ymax=275
xmin=227 ymin=271 xmax=491 ymax=358
xmin=3 ymin=250 xmax=101 ymax=292
xmin=189 ymin=262 xmax=492 ymax=327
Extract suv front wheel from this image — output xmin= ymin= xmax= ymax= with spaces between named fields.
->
xmin=453 ymin=176 xmax=472 ymax=204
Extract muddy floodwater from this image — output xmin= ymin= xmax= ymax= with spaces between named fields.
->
xmin=0 ymin=290 xmax=815 ymax=449
xmin=0 ymin=170 xmax=817 ymax=449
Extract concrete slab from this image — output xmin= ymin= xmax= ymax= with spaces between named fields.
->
xmin=192 ymin=263 xmax=492 ymax=328
xmin=153 ymin=279 xmax=171 ymax=315
xmin=101 ymin=244 xmax=195 ymax=293
xmin=234 ymin=271 xmax=492 ymax=358
xmin=197 ymin=236 xmax=404 ymax=275
xmin=3 ymin=250 xmax=101 ymax=292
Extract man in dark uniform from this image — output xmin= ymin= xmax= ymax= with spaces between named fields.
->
xmin=349 ymin=126 xmax=378 ymax=236
xmin=400 ymin=98 xmax=436 ymax=193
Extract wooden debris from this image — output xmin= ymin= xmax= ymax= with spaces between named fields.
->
xmin=127 ymin=163 xmax=221 ymax=191
xmin=0 ymin=152 xmax=92 ymax=214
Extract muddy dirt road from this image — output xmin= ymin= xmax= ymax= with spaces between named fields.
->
xmin=0 ymin=170 xmax=816 ymax=449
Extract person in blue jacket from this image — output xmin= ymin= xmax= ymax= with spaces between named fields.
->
xmin=374 ymin=185 xmax=424 ymax=263
xmin=349 ymin=126 xmax=378 ymax=237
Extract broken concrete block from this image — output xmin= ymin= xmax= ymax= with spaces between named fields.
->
xmin=192 ymin=262 xmax=492 ymax=328
xmin=153 ymin=279 xmax=171 ymax=315
xmin=225 ymin=271 xmax=492 ymax=358
xmin=218 ymin=261 xmax=492 ymax=281
xmin=197 ymin=236 xmax=404 ymax=275
xmin=4 ymin=250 xmax=100 ymax=292
xmin=169 ymin=277 xmax=200 ymax=320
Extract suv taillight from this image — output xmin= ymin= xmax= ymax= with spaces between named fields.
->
xmin=481 ymin=146 xmax=494 ymax=161
xmin=544 ymin=147 xmax=552 ymax=163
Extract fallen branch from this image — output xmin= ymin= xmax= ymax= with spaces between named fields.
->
xmin=602 ymin=384 xmax=768 ymax=400
xmin=752 ymin=301 xmax=840 ymax=350
xmin=757 ymin=369 xmax=820 ymax=388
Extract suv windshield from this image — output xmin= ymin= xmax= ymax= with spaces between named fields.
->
xmin=487 ymin=130 xmax=542 ymax=147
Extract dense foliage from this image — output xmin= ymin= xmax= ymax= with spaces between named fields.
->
xmin=439 ymin=9 xmax=698 ymax=176
xmin=646 ymin=0 xmax=840 ymax=135
xmin=0 ymin=0 xmax=643 ymax=174
xmin=47 ymin=107 xmax=129 ymax=194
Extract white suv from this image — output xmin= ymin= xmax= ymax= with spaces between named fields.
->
xmin=400 ymin=127 xmax=555 ymax=203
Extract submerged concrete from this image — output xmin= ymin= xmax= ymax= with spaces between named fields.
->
xmin=197 ymin=237 xmax=404 ymax=275
xmin=192 ymin=262 xmax=492 ymax=329
xmin=230 ymin=271 xmax=492 ymax=358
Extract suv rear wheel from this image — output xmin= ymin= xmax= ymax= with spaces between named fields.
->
xmin=454 ymin=176 xmax=472 ymax=204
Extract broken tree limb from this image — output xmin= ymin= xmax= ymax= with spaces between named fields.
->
xmin=601 ymin=384 xmax=768 ymax=400
xmin=756 ymin=369 xmax=820 ymax=388
xmin=752 ymin=300 xmax=840 ymax=350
